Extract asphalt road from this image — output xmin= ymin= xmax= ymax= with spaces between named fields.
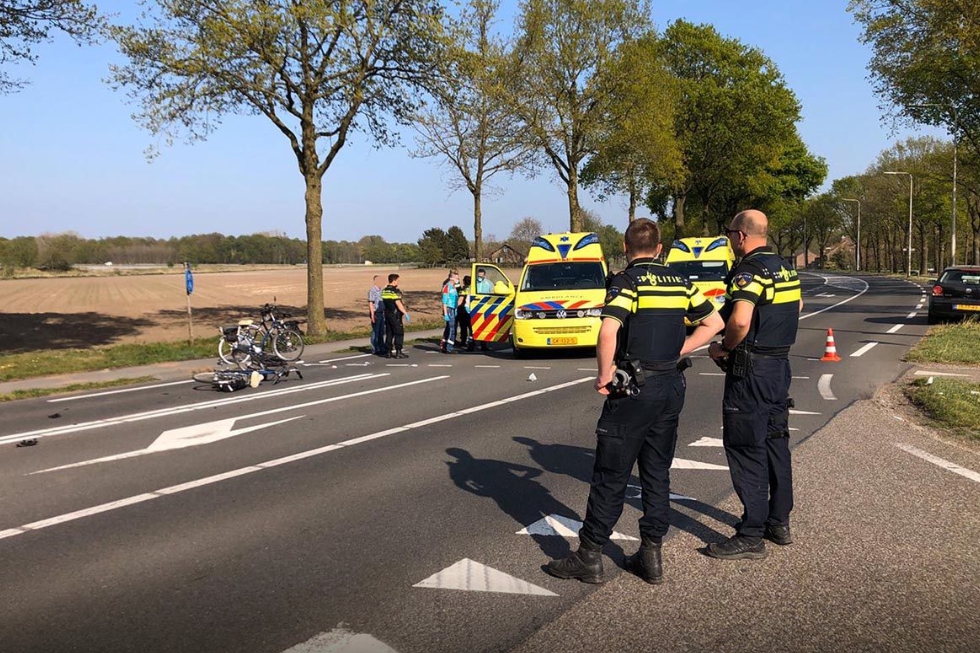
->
xmin=0 ymin=273 xmax=932 ymax=653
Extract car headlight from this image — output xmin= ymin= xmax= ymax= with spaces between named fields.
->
xmin=587 ymin=308 xmax=602 ymax=317
xmin=515 ymin=308 xmax=531 ymax=320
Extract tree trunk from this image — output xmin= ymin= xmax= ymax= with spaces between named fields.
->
xmin=627 ymin=177 xmax=637 ymax=222
xmin=568 ymin=168 xmax=582 ymax=232
xmin=674 ymin=194 xmax=687 ymax=239
xmin=304 ymin=172 xmax=326 ymax=336
xmin=473 ymin=188 xmax=483 ymax=262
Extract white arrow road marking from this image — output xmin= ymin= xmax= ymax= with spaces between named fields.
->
xmin=0 ymin=377 xmax=587 ymax=541
xmin=672 ymin=458 xmax=728 ymax=470
xmin=282 ymin=628 xmax=398 ymax=653
xmin=33 ymin=416 xmax=306 ymax=473
xmin=689 ymin=437 xmax=724 ymax=447
xmin=851 ymin=342 xmax=878 ymax=357
xmin=0 ymin=373 xmax=384 ymax=446
xmin=896 ymin=444 xmax=980 ymax=484
xmin=887 ymin=324 xmax=905 ymax=334
xmin=818 ymin=374 xmax=837 ymax=401
xmin=790 ymin=409 xmax=821 ymax=415
xmin=414 ymin=559 xmax=556 ymax=596
xmin=517 ymin=514 xmax=637 ymax=541
xmin=47 ymin=380 xmax=194 ymax=403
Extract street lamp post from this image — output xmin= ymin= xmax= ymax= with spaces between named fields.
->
xmin=912 ymin=103 xmax=958 ymax=265
xmin=841 ymin=198 xmax=861 ymax=271
xmin=884 ymin=171 xmax=914 ymax=277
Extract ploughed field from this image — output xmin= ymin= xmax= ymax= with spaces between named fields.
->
xmin=0 ymin=266 xmax=470 ymax=353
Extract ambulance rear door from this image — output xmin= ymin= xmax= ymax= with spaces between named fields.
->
xmin=468 ymin=263 xmax=515 ymax=343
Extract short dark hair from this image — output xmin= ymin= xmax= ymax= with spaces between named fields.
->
xmin=388 ymin=273 xmax=399 ymax=283
xmin=477 ymin=268 xmax=486 ymax=274
xmin=624 ymin=218 xmax=661 ymax=253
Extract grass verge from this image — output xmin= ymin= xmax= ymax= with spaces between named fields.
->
xmin=906 ymin=319 xmax=980 ymax=365
xmin=0 ymin=377 xmax=158 ymax=403
xmin=0 ymin=319 xmax=443 ymax=383
xmin=905 ymin=377 xmax=980 ymax=440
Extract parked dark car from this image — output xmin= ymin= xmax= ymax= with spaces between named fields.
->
xmin=928 ymin=266 xmax=980 ymax=324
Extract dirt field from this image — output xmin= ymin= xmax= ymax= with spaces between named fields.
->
xmin=0 ymin=266 xmax=509 ymax=352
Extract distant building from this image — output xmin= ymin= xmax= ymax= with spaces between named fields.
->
xmin=485 ymin=243 xmax=526 ymax=266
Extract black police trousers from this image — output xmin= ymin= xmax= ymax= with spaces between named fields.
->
xmin=384 ymin=312 xmax=404 ymax=353
xmin=579 ymin=371 xmax=686 ymax=547
xmin=722 ymin=356 xmax=794 ymax=539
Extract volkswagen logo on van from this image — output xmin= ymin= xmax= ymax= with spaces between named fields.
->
xmin=556 ymin=310 xmax=567 ymax=319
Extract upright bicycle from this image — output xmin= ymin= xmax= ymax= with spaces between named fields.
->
xmin=217 ymin=302 xmax=305 ymax=368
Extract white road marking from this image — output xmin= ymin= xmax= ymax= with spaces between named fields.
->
xmin=475 ymin=365 xmax=500 ymax=368
xmin=887 ymin=324 xmax=905 ymax=334
xmin=34 ymin=415 xmax=307 ymax=473
xmin=317 ymin=354 xmax=371 ymax=364
xmin=524 ymin=366 xmax=551 ymax=370
xmin=281 ymin=629 xmax=398 ymax=653
xmin=689 ymin=437 xmax=724 ymax=447
xmin=913 ymin=370 xmax=973 ymax=377
xmin=428 ymin=364 xmax=453 ymax=368
xmin=790 ymin=409 xmax=821 ymax=415
xmin=916 ymin=304 xmax=924 ymax=309
xmin=699 ymin=372 xmax=725 ymax=377
xmin=413 ymin=559 xmax=556 ymax=596
xmin=345 ymin=362 xmax=371 ymax=367
xmin=517 ymin=514 xmax=637 ymax=540
xmin=626 ymin=485 xmax=698 ymax=501
xmin=385 ymin=364 xmax=411 ymax=367
xmin=577 ymin=368 xmax=597 ymax=372
xmin=896 ymin=444 xmax=980 ymax=485
xmin=907 ymin=312 xmax=917 ymax=319
xmin=47 ymin=380 xmax=193 ymax=403
xmin=851 ymin=342 xmax=879 ymax=357
xmin=671 ymin=458 xmax=728 ymax=470
xmin=818 ymin=374 xmax=837 ymax=401
xmin=0 ymin=377 xmax=589 ymax=541
xmin=0 ymin=374 xmax=384 ymax=446
xmin=815 ymin=293 xmax=836 ymax=297
xmin=799 ymin=276 xmax=868 ymax=320
xmin=792 ymin=376 xmax=810 ymax=380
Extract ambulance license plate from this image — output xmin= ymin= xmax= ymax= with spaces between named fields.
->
xmin=954 ymin=304 xmax=980 ymax=311
xmin=548 ymin=337 xmax=578 ymax=345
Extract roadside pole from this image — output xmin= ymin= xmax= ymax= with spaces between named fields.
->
xmin=185 ymin=262 xmax=194 ymax=345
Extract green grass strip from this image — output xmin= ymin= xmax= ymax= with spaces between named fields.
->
xmin=0 ymin=319 xmax=445 ymax=382
xmin=905 ymin=377 xmax=980 ymax=440
xmin=906 ymin=319 xmax=980 ymax=366
xmin=0 ymin=377 xmax=158 ymax=403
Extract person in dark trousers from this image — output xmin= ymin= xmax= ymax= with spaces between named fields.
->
xmin=545 ymin=219 xmax=723 ymax=585
xmin=381 ymin=273 xmax=410 ymax=359
xmin=707 ymin=209 xmax=802 ymax=560
xmin=457 ymin=275 xmax=472 ymax=350
xmin=368 ymin=274 xmax=386 ymax=356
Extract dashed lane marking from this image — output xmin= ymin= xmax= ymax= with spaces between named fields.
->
xmin=790 ymin=409 xmax=821 ymax=415
xmin=699 ymin=372 xmax=725 ymax=377
xmin=896 ymin=444 xmax=980 ymax=485
xmin=907 ymin=312 xmax=917 ymax=319
xmin=475 ymin=365 xmax=500 ymax=368
xmin=887 ymin=324 xmax=904 ymax=334
xmin=47 ymin=380 xmax=194 ymax=403
xmin=317 ymin=354 xmax=371 ymax=364
xmin=818 ymin=374 xmax=837 ymax=401
xmin=792 ymin=376 xmax=810 ymax=380
xmin=851 ymin=342 xmax=879 ymax=357
xmin=428 ymin=364 xmax=453 ymax=368
xmin=524 ymin=366 xmax=551 ymax=370
xmin=0 ymin=377 xmax=589 ymax=541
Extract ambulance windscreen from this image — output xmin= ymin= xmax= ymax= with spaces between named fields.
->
xmin=521 ymin=262 xmax=606 ymax=291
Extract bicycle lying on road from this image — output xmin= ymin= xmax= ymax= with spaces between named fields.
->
xmin=217 ymin=302 xmax=305 ymax=368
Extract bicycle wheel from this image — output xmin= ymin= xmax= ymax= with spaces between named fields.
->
xmin=193 ymin=371 xmax=218 ymax=384
xmin=217 ymin=338 xmax=237 ymax=365
xmin=273 ymin=328 xmax=305 ymax=361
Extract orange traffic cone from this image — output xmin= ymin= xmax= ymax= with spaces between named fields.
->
xmin=820 ymin=328 xmax=842 ymax=362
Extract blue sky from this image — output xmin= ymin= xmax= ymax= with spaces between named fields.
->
xmin=0 ymin=0 xmax=943 ymax=243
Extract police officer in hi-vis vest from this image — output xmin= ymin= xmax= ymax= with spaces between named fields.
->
xmin=707 ymin=209 xmax=803 ymax=560
xmin=545 ymin=218 xmax=723 ymax=585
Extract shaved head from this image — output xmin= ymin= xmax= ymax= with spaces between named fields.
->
xmin=732 ymin=210 xmax=769 ymax=237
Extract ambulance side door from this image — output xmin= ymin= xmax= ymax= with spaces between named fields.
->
xmin=468 ymin=263 xmax=515 ymax=342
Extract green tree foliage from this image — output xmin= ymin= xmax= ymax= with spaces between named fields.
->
xmin=411 ymin=0 xmax=533 ymax=262
xmin=445 ymin=226 xmax=470 ymax=263
xmin=109 ymin=1 xmax=447 ymax=335
xmin=652 ymin=21 xmax=805 ymax=238
xmin=418 ymin=227 xmax=449 ymax=266
xmin=849 ymin=0 xmax=979 ymax=152
xmin=0 ymin=0 xmax=104 ymax=93
xmin=580 ymin=33 xmax=681 ymax=222
xmin=581 ymin=210 xmax=625 ymax=266
xmin=510 ymin=0 xmax=652 ymax=231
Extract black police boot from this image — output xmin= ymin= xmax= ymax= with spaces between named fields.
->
xmin=396 ymin=350 xmax=409 ymax=359
xmin=764 ymin=523 xmax=793 ymax=546
xmin=705 ymin=535 xmax=768 ymax=561
xmin=626 ymin=536 xmax=663 ymax=585
xmin=544 ymin=538 xmax=604 ymax=584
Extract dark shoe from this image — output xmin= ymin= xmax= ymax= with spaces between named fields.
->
xmin=396 ymin=351 xmax=409 ymax=359
xmin=705 ymin=535 xmax=768 ymax=561
xmin=386 ymin=352 xmax=394 ymax=359
xmin=764 ymin=523 xmax=793 ymax=546
xmin=479 ymin=343 xmax=489 ymax=351
xmin=545 ymin=543 xmax=604 ymax=584
xmin=626 ymin=537 xmax=663 ymax=585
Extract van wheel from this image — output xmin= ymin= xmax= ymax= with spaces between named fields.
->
xmin=511 ymin=335 xmax=526 ymax=359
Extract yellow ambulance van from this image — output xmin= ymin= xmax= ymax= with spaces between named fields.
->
xmin=468 ymin=232 xmax=608 ymax=357
xmin=664 ymin=236 xmax=734 ymax=309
